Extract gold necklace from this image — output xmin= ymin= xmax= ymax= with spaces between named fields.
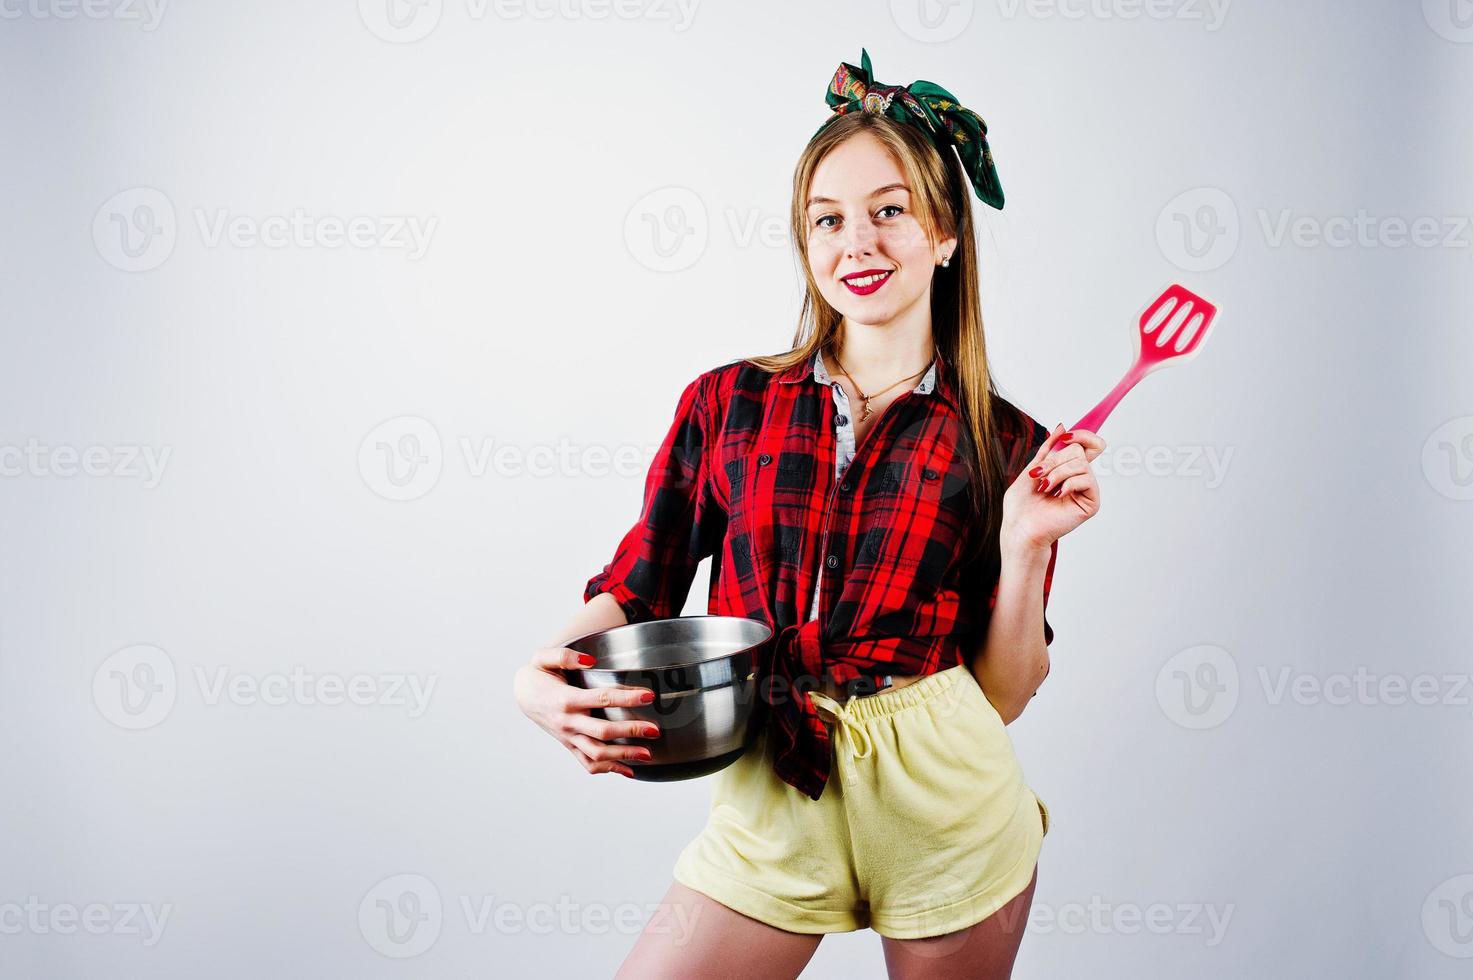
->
xmin=830 ymin=349 xmax=931 ymax=423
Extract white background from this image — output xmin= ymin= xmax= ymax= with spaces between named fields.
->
xmin=2 ymin=0 xmax=1470 ymax=976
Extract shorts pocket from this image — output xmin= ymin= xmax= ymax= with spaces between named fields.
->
xmin=949 ymin=670 xmax=1010 ymax=743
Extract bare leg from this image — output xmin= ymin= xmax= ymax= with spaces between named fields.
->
xmin=880 ymin=863 xmax=1039 ymax=980
xmin=615 ymin=880 xmax=824 ymax=980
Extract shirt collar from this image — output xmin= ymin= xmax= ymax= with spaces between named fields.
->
xmin=776 ymin=346 xmax=957 ymax=409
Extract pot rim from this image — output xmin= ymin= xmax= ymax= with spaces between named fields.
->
xmin=561 ymin=614 xmax=773 ymax=674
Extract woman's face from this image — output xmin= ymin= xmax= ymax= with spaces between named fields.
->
xmin=803 ymin=132 xmax=955 ymax=330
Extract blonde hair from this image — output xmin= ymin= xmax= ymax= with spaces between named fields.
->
xmin=746 ymin=110 xmax=1011 ymax=565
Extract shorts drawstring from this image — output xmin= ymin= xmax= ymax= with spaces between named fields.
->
xmin=807 ymin=690 xmax=875 ymax=777
xmin=673 ymin=665 xmax=1050 ymax=941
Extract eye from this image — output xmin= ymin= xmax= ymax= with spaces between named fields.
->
xmin=814 ymin=204 xmax=905 ymax=230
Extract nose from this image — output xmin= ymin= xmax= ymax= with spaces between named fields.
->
xmin=842 ymin=215 xmax=879 ymax=258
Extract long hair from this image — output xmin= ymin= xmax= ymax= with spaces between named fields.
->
xmin=745 ymin=110 xmax=1010 ymax=566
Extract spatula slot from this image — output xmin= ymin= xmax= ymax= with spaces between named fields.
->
xmin=1174 ymin=312 xmax=1207 ymax=352
xmin=1154 ymin=300 xmax=1196 ymax=347
xmin=1143 ymin=296 xmax=1178 ymax=335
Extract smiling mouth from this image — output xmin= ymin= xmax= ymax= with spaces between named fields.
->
xmin=841 ymin=270 xmax=893 ymax=294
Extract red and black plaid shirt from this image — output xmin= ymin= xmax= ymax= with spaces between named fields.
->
xmin=584 ymin=353 xmax=1056 ymax=800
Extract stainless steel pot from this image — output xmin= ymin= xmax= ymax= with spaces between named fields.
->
xmin=562 ymin=615 xmax=772 ymax=781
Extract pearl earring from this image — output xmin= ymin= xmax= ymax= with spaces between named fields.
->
xmin=940 ymin=253 xmax=951 ymax=268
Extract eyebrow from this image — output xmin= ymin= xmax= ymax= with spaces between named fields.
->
xmin=806 ymin=183 xmax=911 ymax=209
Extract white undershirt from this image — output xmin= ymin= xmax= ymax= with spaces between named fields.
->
xmin=807 ymin=349 xmax=938 ymax=621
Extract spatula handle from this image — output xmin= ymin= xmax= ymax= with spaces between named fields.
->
xmin=1046 ymin=362 xmax=1147 ymax=454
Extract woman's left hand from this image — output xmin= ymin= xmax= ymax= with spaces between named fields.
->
xmin=1000 ymin=423 xmax=1106 ymax=553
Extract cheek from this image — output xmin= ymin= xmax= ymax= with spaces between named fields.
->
xmin=807 ymin=236 xmax=838 ymax=264
xmin=807 ymin=241 xmax=840 ymax=279
xmin=879 ymin=222 xmax=932 ymax=258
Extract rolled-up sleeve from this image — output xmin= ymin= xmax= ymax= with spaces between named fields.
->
xmin=583 ymin=373 xmax=726 ymax=624
xmin=1019 ymin=415 xmax=1057 ymax=646
xmin=983 ymin=543 xmax=1056 ymax=646
xmin=961 ymin=411 xmax=1058 ymax=648
xmin=961 ymin=542 xmax=1056 ymax=649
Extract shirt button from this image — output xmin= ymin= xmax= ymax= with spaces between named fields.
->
xmin=835 ymin=414 xmax=849 ymax=427
xmin=840 ymin=480 xmax=852 ymax=492
xmin=825 ymin=555 xmax=839 ymax=569
xmin=758 ymin=453 xmax=771 ymax=465
xmin=923 ymin=468 xmax=939 ymax=481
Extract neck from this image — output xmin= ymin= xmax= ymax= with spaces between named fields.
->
xmin=830 ymin=308 xmax=935 ymax=388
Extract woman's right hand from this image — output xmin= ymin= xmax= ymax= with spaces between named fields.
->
xmin=513 ymin=646 xmax=661 ymax=777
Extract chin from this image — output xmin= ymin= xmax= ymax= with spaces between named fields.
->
xmin=848 ymin=298 xmax=910 ymax=324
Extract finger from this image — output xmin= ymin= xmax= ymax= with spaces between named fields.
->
xmin=1036 ymin=455 xmax=1087 ymax=492
xmin=564 ymin=685 xmax=656 ymax=713
xmin=1028 ymin=423 xmax=1070 ymax=468
xmin=1059 ymin=428 xmax=1106 ymax=454
xmin=532 ymin=646 xmax=597 ymax=671
xmin=569 ymin=732 xmax=654 ymax=765
xmin=1050 ymin=473 xmax=1100 ymax=504
xmin=1035 ymin=444 xmax=1087 ymax=484
xmin=565 ymin=741 xmax=635 ymax=778
xmin=1027 ymin=424 xmax=1077 ymax=479
xmin=1060 ymin=427 xmax=1107 ymax=462
xmin=565 ymin=713 xmax=662 ymax=742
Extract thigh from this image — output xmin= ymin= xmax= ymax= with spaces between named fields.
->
xmin=615 ymin=880 xmax=823 ymax=980
xmin=879 ymin=862 xmax=1038 ymax=980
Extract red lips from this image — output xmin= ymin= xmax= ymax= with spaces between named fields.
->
xmin=841 ymin=269 xmax=893 ymax=295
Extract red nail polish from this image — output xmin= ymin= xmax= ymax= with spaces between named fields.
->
xmin=577 ymin=653 xmax=596 ymax=667
xmin=639 ymin=690 xmax=656 ymax=704
xmin=1060 ymin=431 xmax=1073 ymax=441
xmin=619 ymin=769 xmax=634 ymax=778
xmin=644 ymin=726 xmax=660 ymax=738
xmin=1039 ymin=479 xmax=1050 ymax=492
xmin=1028 ymin=465 xmax=1042 ymax=478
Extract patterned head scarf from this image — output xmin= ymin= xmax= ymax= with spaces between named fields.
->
xmin=813 ymin=47 xmax=1004 ymax=210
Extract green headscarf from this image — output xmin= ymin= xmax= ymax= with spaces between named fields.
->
xmin=813 ymin=47 xmax=1005 ymax=210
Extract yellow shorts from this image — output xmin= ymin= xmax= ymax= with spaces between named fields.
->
xmin=673 ymin=664 xmax=1049 ymax=939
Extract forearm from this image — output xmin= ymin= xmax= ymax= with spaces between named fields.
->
xmin=970 ymin=540 xmax=1053 ymax=724
xmin=547 ymin=591 xmax=629 ymax=647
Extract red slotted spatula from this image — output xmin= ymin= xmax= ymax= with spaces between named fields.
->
xmin=1048 ymin=283 xmax=1220 ymax=451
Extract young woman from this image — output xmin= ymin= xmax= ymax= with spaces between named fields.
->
xmin=515 ymin=49 xmax=1104 ymax=979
